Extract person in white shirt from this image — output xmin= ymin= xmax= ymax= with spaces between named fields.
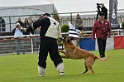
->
xmin=12 ymin=23 xmax=25 ymax=55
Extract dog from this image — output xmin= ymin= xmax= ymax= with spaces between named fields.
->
xmin=58 ymin=37 xmax=110 ymax=74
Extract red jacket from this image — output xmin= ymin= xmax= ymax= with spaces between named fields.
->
xmin=92 ymin=19 xmax=111 ymax=40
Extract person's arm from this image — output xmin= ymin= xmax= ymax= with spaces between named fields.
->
xmin=101 ymin=6 xmax=108 ymax=19
xmin=79 ymin=20 xmax=83 ymax=27
xmin=107 ymin=22 xmax=111 ymax=38
xmin=20 ymin=29 xmax=25 ymax=34
xmin=101 ymin=7 xmax=108 ymax=15
xmin=12 ymin=28 xmax=16 ymax=35
xmin=75 ymin=19 xmax=79 ymax=26
xmin=25 ymin=18 xmax=46 ymax=32
xmin=92 ymin=22 xmax=97 ymax=40
xmin=58 ymin=24 xmax=62 ymax=38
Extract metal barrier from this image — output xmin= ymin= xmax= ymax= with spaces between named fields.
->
xmin=0 ymin=29 xmax=123 ymax=55
xmin=0 ymin=34 xmax=40 ymax=55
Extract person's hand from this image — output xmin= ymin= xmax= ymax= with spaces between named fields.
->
xmin=96 ymin=9 xmax=99 ymax=12
xmin=107 ymin=33 xmax=111 ymax=38
xmin=108 ymin=34 xmax=111 ymax=38
xmin=92 ymin=36 xmax=95 ymax=41
xmin=36 ymin=27 xmax=40 ymax=32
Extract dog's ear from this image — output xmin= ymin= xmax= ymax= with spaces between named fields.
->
xmin=70 ymin=37 xmax=74 ymax=40
xmin=61 ymin=36 xmax=67 ymax=42
xmin=67 ymin=39 xmax=71 ymax=43
xmin=67 ymin=37 xmax=73 ymax=43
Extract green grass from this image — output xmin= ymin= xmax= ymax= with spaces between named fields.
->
xmin=0 ymin=49 xmax=124 ymax=82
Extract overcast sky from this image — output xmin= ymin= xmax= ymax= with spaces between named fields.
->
xmin=0 ymin=0 xmax=124 ymax=14
xmin=52 ymin=0 xmax=124 ymax=13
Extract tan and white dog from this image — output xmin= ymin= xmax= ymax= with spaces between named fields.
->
xmin=59 ymin=37 xmax=110 ymax=74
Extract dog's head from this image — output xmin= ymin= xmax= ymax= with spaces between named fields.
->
xmin=62 ymin=36 xmax=74 ymax=45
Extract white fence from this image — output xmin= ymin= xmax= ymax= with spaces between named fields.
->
xmin=0 ymin=34 xmax=40 ymax=55
xmin=0 ymin=29 xmax=123 ymax=55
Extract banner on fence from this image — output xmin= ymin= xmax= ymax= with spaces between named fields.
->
xmin=109 ymin=0 xmax=119 ymax=28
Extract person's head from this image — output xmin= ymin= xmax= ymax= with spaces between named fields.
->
xmin=76 ymin=14 xmax=81 ymax=19
xmin=16 ymin=22 xmax=21 ymax=28
xmin=42 ymin=13 xmax=51 ymax=18
xmin=99 ymin=12 xmax=105 ymax=20
xmin=24 ymin=18 xmax=28 ymax=23
xmin=101 ymin=3 xmax=105 ymax=8
xmin=18 ymin=17 xmax=21 ymax=21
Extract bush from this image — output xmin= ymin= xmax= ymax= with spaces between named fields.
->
xmin=61 ymin=24 xmax=69 ymax=32
xmin=122 ymin=22 xmax=124 ymax=29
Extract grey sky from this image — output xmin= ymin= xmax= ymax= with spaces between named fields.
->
xmin=0 ymin=0 xmax=124 ymax=13
xmin=53 ymin=0 xmax=124 ymax=13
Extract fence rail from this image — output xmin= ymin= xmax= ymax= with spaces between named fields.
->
xmin=0 ymin=29 xmax=123 ymax=55
xmin=0 ymin=34 xmax=40 ymax=55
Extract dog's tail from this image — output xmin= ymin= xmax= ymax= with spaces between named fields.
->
xmin=96 ymin=55 xmax=110 ymax=61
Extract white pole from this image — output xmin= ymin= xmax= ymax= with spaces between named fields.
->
xmin=30 ymin=38 xmax=33 ymax=54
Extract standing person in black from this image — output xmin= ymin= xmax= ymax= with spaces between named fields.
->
xmin=96 ymin=3 xmax=108 ymax=20
xmin=24 ymin=13 xmax=64 ymax=76
xmin=101 ymin=4 xmax=108 ymax=20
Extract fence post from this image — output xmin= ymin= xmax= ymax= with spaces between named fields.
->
xmin=70 ymin=13 xmax=72 ymax=24
xmin=30 ymin=37 xmax=34 ymax=54
xmin=9 ymin=16 xmax=11 ymax=31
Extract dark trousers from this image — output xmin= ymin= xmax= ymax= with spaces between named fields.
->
xmin=97 ymin=38 xmax=106 ymax=58
xmin=38 ymin=37 xmax=63 ymax=68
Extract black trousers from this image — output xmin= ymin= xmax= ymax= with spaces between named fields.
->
xmin=97 ymin=38 xmax=106 ymax=58
xmin=38 ymin=37 xmax=63 ymax=68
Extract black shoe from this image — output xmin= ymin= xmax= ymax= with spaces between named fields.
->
xmin=23 ymin=53 xmax=25 ymax=54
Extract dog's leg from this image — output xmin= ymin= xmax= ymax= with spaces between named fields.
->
xmin=85 ymin=58 xmax=94 ymax=74
xmin=58 ymin=50 xmax=66 ymax=54
xmin=58 ymin=50 xmax=70 ymax=59
xmin=82 ymin=60 xmax=88 ymax=74
xmin=87 ymin=65 xmax=94 ymax=74
xmin=61 ymin=55 xmax=69 ymax=59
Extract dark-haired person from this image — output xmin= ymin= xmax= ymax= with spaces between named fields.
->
xmin=92 ymin=12 xmax=111 ymax=58
xmin=101 ymin=4 xmax=108 ymax=20
xmin=96 ymin=3 xmax=108 ymax=20
xmin=24 ymin=13 xmax=64 ymax=76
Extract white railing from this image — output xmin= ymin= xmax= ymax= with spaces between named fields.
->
xmin=0 ymin=29 xmax=122 ymax=39
xmin=0 ymin=34 xmax=40 ymax=39
xmin=0 ymin=34 xmax=40 ymax=55
xmin=0 ymin=29 xmax=123 ymax=55
xmin=62 ymin=29 xmax=123 ymax=38
xmin=83 ymin=29 xmax=123 ymax=36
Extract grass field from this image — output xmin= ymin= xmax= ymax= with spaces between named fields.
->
xmin=0 ymin=49 xmax=124 ymax=82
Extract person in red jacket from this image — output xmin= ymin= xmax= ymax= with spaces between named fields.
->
xmin=92 ymin=12 xmax=111 ymax=58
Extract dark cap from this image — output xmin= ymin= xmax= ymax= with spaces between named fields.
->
xmin=99 ymin=12 xmax=105 ymax=16
xmin=42 ymin=13 xmax=50 ymax=17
